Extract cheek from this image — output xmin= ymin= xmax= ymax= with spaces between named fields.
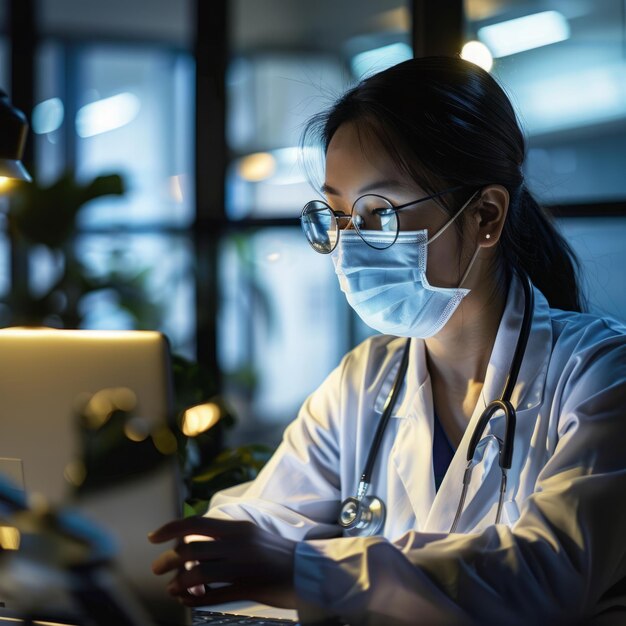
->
xmin=398 ymin=212 xmax=436 ymax=232
xmin=398 ymin=203 xmax=450 ymax=234
xmin=425 ymin=227 xmax=464 ymax=288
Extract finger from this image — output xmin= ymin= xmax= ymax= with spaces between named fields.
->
xmin=149 ymin=517 xmax=253 ymax=543
xmin=176 ymin=581 xmax=291 ymax=609
xmin=152 ymin=541 xmax=234 ymax=575
xmin=167 ymin=562 xmax=247 ymax=595
xmin=187 ymin=584 xmax=206 ymax=597
xmin=176 ymin=584 xmax=242 ymax=607
xmin=167 ymin=564 xmax=237 ymax=594
xmin=152 ymin=549 xmax=182 ymax=575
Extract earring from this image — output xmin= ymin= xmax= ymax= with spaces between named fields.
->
xmin=485 ymin=234 xmax=491 ymax=240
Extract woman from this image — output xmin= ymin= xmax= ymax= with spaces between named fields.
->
xmin=150 ymin=57 xmax=626 ymax=624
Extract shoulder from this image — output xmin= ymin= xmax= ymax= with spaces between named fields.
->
xmin=547 ymin=307 xmax=626 ymax=407
xmin=551 ymin=306 xmax=626 ymax=340
xmin=549 ymin=307 xmax=626 ymax=361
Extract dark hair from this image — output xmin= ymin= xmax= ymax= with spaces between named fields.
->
xmin=302 ymin=56 xmax=584 ymax=312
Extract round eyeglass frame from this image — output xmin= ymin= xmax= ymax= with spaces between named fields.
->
xmin=299 ymin=186 xmax=463 ymax=254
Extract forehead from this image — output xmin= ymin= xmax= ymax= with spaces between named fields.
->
xmin=326 ymin=122 xmax=394 ymax=176
xmin=324 ymin=122 xmax=420 ymax=196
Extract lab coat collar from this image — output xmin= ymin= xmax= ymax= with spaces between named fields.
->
xmin=373 ymin=336 xmax=429 ymax=420
xmin=384 ymin=273 xmax=554 ymax=535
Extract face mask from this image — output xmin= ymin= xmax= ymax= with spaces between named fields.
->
xmin=331 ymin=193 xmax=480 ymax=338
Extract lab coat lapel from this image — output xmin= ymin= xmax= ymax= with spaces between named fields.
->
xmin=424 ymin=274 xmax=553 ymax=533
xmin=386 ymin=339 xmax=438 ymax=534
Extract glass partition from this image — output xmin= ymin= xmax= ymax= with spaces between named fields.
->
xmin=1 ymin=1 xmax=196 ymax=359
xmin=223 ymin=0 xmax=410 ymax=441
xmin=464 ymin=0 xmax=626 ymax=324
xmin=558 ymin=217 xmax=626 ymax=323
xmin=219 ymin=228 xmax=349 ymax=439
xmin=465 ymin=0 xmax=626 ymax=204
xmin=226 ymin=0 xmax=411 ymax=220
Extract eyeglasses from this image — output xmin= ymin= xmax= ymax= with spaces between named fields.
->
xmin=300 ymin=186 xmax=462 ymax=254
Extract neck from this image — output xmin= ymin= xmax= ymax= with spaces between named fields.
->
xmin=424 ymin=261 xmax=508 ymax=425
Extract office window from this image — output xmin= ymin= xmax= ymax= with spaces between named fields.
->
xmin=559 ymin=217 xmax=626 ymax=322
xmin=34 ymin=42 xmax=194 ymax=228
xmin=219 ymin=228 xmax=349 ymax=439
xmin=24 ymin=37 xmax=197 ymax=357
xmin=1 ymin=1 xmax=197 ymax=365
xmin=224 ymin=0 xmax=410 ymax=441
xmin=74 ymin=46 xmax=194 ymax=229
xmin=227 ymin=1 xmax=412 ymax=221
xmin=34 ymin=41 xmax=65 ymax=184
xmin=464 ymin=0 xmax=626 ymax=323
xmin=74 ymin=233 xmax=195 ymax=351
xmin=226 ymin=54 xmax=344 ymax=220
xmin=38 ymin=0 xmax=192 ymax=44
xmin=465 ymin=0 xmax=626 ymax=205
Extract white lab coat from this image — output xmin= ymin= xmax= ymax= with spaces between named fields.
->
xmin=207 ymin=274 xmax=626 ymax=625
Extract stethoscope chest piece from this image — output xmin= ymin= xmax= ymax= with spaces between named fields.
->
xmin=339 ymin=495 xmax=386 ymax=536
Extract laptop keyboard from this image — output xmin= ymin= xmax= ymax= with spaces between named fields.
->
xmin=193 ymin=610 xmax=298 ymax=625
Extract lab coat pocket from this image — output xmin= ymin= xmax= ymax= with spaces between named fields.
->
xmin=500 ymin=499 xmax=520 ymax=526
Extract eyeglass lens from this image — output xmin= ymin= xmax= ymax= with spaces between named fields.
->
xmin=301 ymin=200 xmax=338 ymax=254
xmin=351 ymin=195 xmax=398 ymax=249
xmin=300 ymin=195 xmax=399 ymax=253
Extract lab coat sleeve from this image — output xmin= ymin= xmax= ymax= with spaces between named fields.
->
xmin=294 ymin=336 xmax=626 ymax=625
xmin=204 ymin=353 xmax=348 ymax=541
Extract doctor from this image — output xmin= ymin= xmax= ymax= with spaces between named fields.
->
xmin=150 ymin=57 xmax=626 ymax=624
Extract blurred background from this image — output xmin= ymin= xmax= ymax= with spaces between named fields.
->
xmin=1 ymin=0 xmax=625 ymax=449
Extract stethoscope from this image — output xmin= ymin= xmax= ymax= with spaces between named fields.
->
xmin=338 ymin=271 xmax=535 ymax=536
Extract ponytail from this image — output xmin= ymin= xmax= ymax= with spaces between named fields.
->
xmin=501 ymin=186 xmax=584 ymax=312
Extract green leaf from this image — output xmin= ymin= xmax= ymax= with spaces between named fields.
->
xmin=184 ymin=500 xmax=210 ymax=517
xmin=8 ymin=170 xmax=125 ymax=249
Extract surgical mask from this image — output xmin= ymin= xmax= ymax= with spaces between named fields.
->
xmin=331 ymin=194 xmax=480 ymax=338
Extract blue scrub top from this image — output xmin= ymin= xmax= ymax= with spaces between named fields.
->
xmin=433 ymin=411 xmax=455 ymax=491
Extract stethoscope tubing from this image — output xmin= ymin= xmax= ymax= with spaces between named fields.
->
xmin=360 ymin=337 xmax=412 ymax=487
xmin=339 ymin=270 xmax=535 ymax=535
xmin=465 ymin=272 xmax=534 ymax=469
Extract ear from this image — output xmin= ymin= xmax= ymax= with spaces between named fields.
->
xmin=472 ymin=185 xmax=509 ymax=248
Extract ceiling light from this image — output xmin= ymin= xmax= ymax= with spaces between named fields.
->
xmin=76 ymin=92 xmax=141 ymax=138
xmin=32 ymin=97 xmax=65 ymax=134
xmin=461 ymin=41 xmax=494 ymax=72
xmin=478 ymin=11 xmax=570 ymax=58
xmin=238 ymin=152 xmax=276 ymax=182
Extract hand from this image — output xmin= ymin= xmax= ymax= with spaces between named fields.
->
xmin=149 ymin=516 xmax=297 ymax=609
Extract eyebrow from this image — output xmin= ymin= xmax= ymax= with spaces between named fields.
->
xmin=321 ymin=180 xmax=412 ymax=197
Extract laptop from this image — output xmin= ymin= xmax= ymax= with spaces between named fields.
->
xmin=0 ymin=328 xmax=299 ymax=625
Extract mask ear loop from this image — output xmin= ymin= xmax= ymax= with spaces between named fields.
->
xmin=458 ymin=245 xmax=481 ymax=288
xmin=427 ymin=189 xmax=482 ymax=246
xmin=426 ymin=189 xmax=483 ymax=289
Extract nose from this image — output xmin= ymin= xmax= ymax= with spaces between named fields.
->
xmin=337 ymin=215 xmax=356 ymax=231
